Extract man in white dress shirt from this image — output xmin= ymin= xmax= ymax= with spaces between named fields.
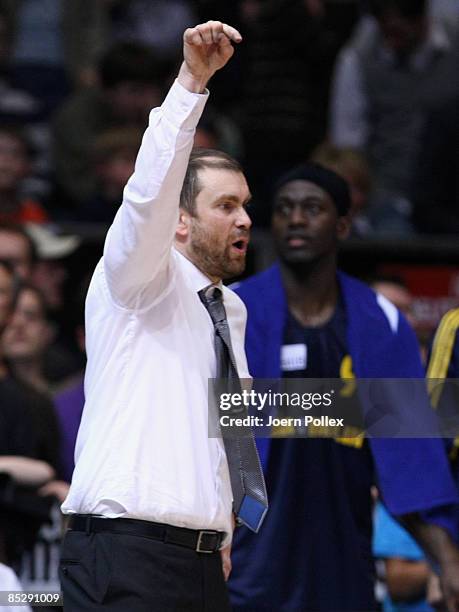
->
xmin=60 ymin=21 xmax=253 ymax=611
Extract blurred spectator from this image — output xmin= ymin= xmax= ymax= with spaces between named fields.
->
xmin=311 ymin=142 xmax=373 ymax=235
xmin=0 ymin=223 xmax=35 ymax=280
xmin=0 ymin=222 xmax=80 ymax=313
xmin=412 ymin=97 xmax=459 ymax=234
xmin=26 ymin=224 xmax=84 ymax=385
xmin=0 ymin=126 xmax=48 ymax=224
xmin=330 ymin=0 xmax=459 ymax=234
xmin=2 ymin=283 xmax=56 ymax=394
xmin=373 ymin=501 xmax=433 ymax=612
xmin=240 ymin=0 xmax=360 ymax=226
xmin=0 ymin=223 xmax=83 ymax=384
xmin=52 ymin=41 xmax=167 ymax=210
xmin=26 ymin=223 xmax=80 ymax=313
xmin=371 ymin=275 xmax=415 ymax=327
xmin=370 ymin=274 xmax=430 ymax=362
xmin=195 ymin=105 xmax=243 ymax=159
xmin=78 ymin=126 xmax=142 ymax=224
xmin=0 ymin=12 xmax=54 ymax=205
xmin=0 ymin=260 xmax=59 ymax=571
xmin=1 ymin=281 xmax=71 ymax=591
xmin=0 ymin=0 xmax=109 ymax=113
xmin=110 ymin=0 xmax=197 ymax=63
xmin=0 ymin=11 xmax=41 ymax=124
xmin=430 ymin=0 xmax=459 ymax=29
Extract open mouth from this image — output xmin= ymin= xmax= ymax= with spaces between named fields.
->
xmin=232 ymin=239 xmax=248 ymax=253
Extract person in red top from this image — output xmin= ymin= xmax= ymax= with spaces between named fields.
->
xmin=0 ymin=126 xmax=48 ymax=224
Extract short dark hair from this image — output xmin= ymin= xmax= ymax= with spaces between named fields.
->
xmin=99 ymin=42 xmax=167 ymax=89
xmin=368 ymin=0 xmax=427 ymax=19
xmin=180 ymin=148 xmax=243 ymax=216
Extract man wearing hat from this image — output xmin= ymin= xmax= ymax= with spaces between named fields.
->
xmin=228 ymin=163 xmax=459 ymax=611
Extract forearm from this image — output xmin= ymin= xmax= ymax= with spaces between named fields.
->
xmin=103 ymin=81 xmax=207 ymax=307
xmin=401 ymin=514 xmax=458 ymax=566
xmin=0 ymin=456 xmax=55 ymax=486
xmin=405 ymin=514 xmax=455 ymax=559
xmin=386 ymin=558 xmax=429 ymax=601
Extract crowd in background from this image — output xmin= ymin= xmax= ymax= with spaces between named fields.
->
xmin=0 ymin=0 xmax=457 ymax=232
xmin=1 ymin=0 xmax=459 ymax=608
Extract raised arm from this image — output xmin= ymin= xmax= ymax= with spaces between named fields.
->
xmin=103 ymin=21 xmax=242 ymax=308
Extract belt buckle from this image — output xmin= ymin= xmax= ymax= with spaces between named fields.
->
xmin=196 ymin=530 xmax=218 ymax=553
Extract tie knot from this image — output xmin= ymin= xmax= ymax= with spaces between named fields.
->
xmin=199 ymin=284 xmax=222 ymax=304
xmin=205 ymin=285 xmax=222 ymax=302
xmin=199 ymin=285 xmax=226 ymax=326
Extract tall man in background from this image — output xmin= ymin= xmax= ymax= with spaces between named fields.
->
xmin=60 ymin=21 xmax=267 ymax=611
xmin=229 ymin=163 xmax=459 ymax=611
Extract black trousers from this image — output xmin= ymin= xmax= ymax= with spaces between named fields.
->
xmin=59 ymin=529 xmax=231 ymax=611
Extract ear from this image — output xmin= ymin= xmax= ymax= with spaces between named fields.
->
xmin=176 ymin=209 xmax=191 ymax=241
xmin=337 ymin=214 xmax=352 ymax=241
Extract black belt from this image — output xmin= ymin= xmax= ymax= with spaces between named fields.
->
xmin=68 ymin=515 xmax=225 ymax=554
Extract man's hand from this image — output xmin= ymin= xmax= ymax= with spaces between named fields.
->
xmin=220 ymin=544 xmax=232 ymax=581
xmin=401 ymin=513 xmax=459 ymax=612
xmin=220 ymin=513 xmax=236 ymax=581
xmin=178 ymin=21 xmax=242 ymax=93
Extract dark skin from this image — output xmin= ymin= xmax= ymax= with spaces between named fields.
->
xmin=271 ymin=179 xmax=350 ymax=327
xmin=271 ymin=178 xmax=459 ymax=612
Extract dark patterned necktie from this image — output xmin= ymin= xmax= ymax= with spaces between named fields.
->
xmin=199 ymin=285 xmax=268 ymax=533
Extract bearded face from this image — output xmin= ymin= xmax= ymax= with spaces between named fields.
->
xmin=188 ymin=214 xmax=249 ymax=280
xmin=177 ymin=167 xmax=252 ymax=282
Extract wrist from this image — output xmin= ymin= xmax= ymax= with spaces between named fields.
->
xmin=177 ymin=62 xmax=210 ymax=94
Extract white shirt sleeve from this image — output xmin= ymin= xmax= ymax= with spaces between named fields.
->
xmin=329 ymin=46 xmax=368 ymax=149
xmin=103 ymin=79 xmax=208 ymax=308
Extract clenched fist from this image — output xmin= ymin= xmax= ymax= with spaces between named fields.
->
xmin=178 ymin=21 xmax=242 ymax=93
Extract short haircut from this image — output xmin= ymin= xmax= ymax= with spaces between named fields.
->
xmin=368 ymin=0 xmax=427 ymax=19
xmin=180 ymin=147 xmax=243 ymax=216
xmin=99 ymin=42 xmax=167 ymax=89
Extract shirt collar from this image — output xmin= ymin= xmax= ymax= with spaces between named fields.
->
xmin=173 ymin=247 xmax=223 ymax=293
